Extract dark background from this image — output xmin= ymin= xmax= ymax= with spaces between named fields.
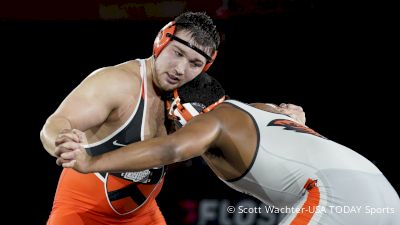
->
xmin=2 ymin=0 xmax=397 ymax=224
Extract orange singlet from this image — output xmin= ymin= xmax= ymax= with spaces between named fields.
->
xmin=47 ymin=59 xmax=166 ymax=225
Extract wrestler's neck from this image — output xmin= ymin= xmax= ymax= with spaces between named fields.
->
xmin=146 ymin=56 xmax=162 ymax=97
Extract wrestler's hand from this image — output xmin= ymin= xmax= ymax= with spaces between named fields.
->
xmin=278 ymin=103 xmax=306 ymax=126
xmin=54 ymin=129 xmax=78 ymax=155
xmin=55 ymin=142 xmax=92 ymax=174
xmin=54 ymin=129 xmax=87 ymax=157
xmin=250 ymin=103 xmax=306 ymax=126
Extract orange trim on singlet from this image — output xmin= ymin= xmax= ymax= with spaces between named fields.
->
xmin=178 ymin=108 xmax=194 ymax=121
xmin=290 ymin=179 xmax=320 ymax=225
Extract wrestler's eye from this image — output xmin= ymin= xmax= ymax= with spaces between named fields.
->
xmin=174 ymin=51 xmax=183 ymax=57
xmin=190 ymin=62 xmax=202 ymax=68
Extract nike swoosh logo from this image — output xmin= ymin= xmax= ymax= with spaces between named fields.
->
xmin=113 ymin=140 xmax=127 ymax=147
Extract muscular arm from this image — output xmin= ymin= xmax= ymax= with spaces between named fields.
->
xmin=60 ymin=110 xmax=223 ymax=173
xmin=40 ymin=67 xmax=137 ymax=157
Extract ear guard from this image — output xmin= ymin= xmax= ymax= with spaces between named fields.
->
xmin=166 ymin=89 xmax=225 ymax=127
xmin=153 ymin=21 xmax=217 ymax=73
xmin=153 ymin=21 xmax=176 ymax=58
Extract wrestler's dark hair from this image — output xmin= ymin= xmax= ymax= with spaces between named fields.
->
xmin=181 ymin=73 xmax=225 ymax=106
xmin=175 ymin=11 xmax=220 ymax=56
xmin=163 ymin=73 xmax=225 ymax=107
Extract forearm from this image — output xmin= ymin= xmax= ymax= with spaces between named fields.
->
xmin=40 ymin=116 xmax=72 ymax=157
xmin=88 ymin=137 xmax=177 ymax=173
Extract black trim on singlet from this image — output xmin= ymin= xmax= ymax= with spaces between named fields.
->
xmin=107 ymin=183 xmax=147 ymax=205
xmin=223 ymin=101 xmax=260 ymax=183
xmin=98 ymin=172 xmax=107 ymax=179
xmin=85 ymin=98 xmax=144 ymax=156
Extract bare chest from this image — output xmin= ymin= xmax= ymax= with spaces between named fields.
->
xmin=86 ymin=95 xmax=165 ymax=143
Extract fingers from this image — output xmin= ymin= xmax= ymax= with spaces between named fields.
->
xmin=280 ymin=103 xmax=303 ymax=111
xmin=278 ymin=103 xmax=306 ymax=125
xmin=60 ymin=149 xmax=78 ymax=160
xmin=56 ymin=148 xmax=80 ymax=166
xmin=56 ymin=148 xmax=81 ymax=166
xmin=55 ymin=134 xmax=80 ymax=146
xmin=287 ymin=104 xmax=303 ymax=111
xmin=62 ymin=160 xmax=77 ymax=168
xmin=56 ymin=157 xmax=73 ymax=166
xmin=55 ymin=131 xmax=80 ymax=146
xmin=54 ymin=141 xmax=82 ymax=157
xmin=55 ymin=129 xmax=87 ymax=146
xmin=55 ymin=129 xmax=86 ymax=157
xmin=291 ymin=112 xmax=306 ymax=125
xmin=72 ymin=129 xmax=87 ymax=144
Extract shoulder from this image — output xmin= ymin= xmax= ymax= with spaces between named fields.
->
xmin=185 ymin=104 xmax=230 ymax=131
xmin=210 ymin=102 xmax=254 ymax=127
xmin=211 ymin=103 xmax=238 ymax=117
xmin=83 ymin=61 xmax=142 ymax=94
